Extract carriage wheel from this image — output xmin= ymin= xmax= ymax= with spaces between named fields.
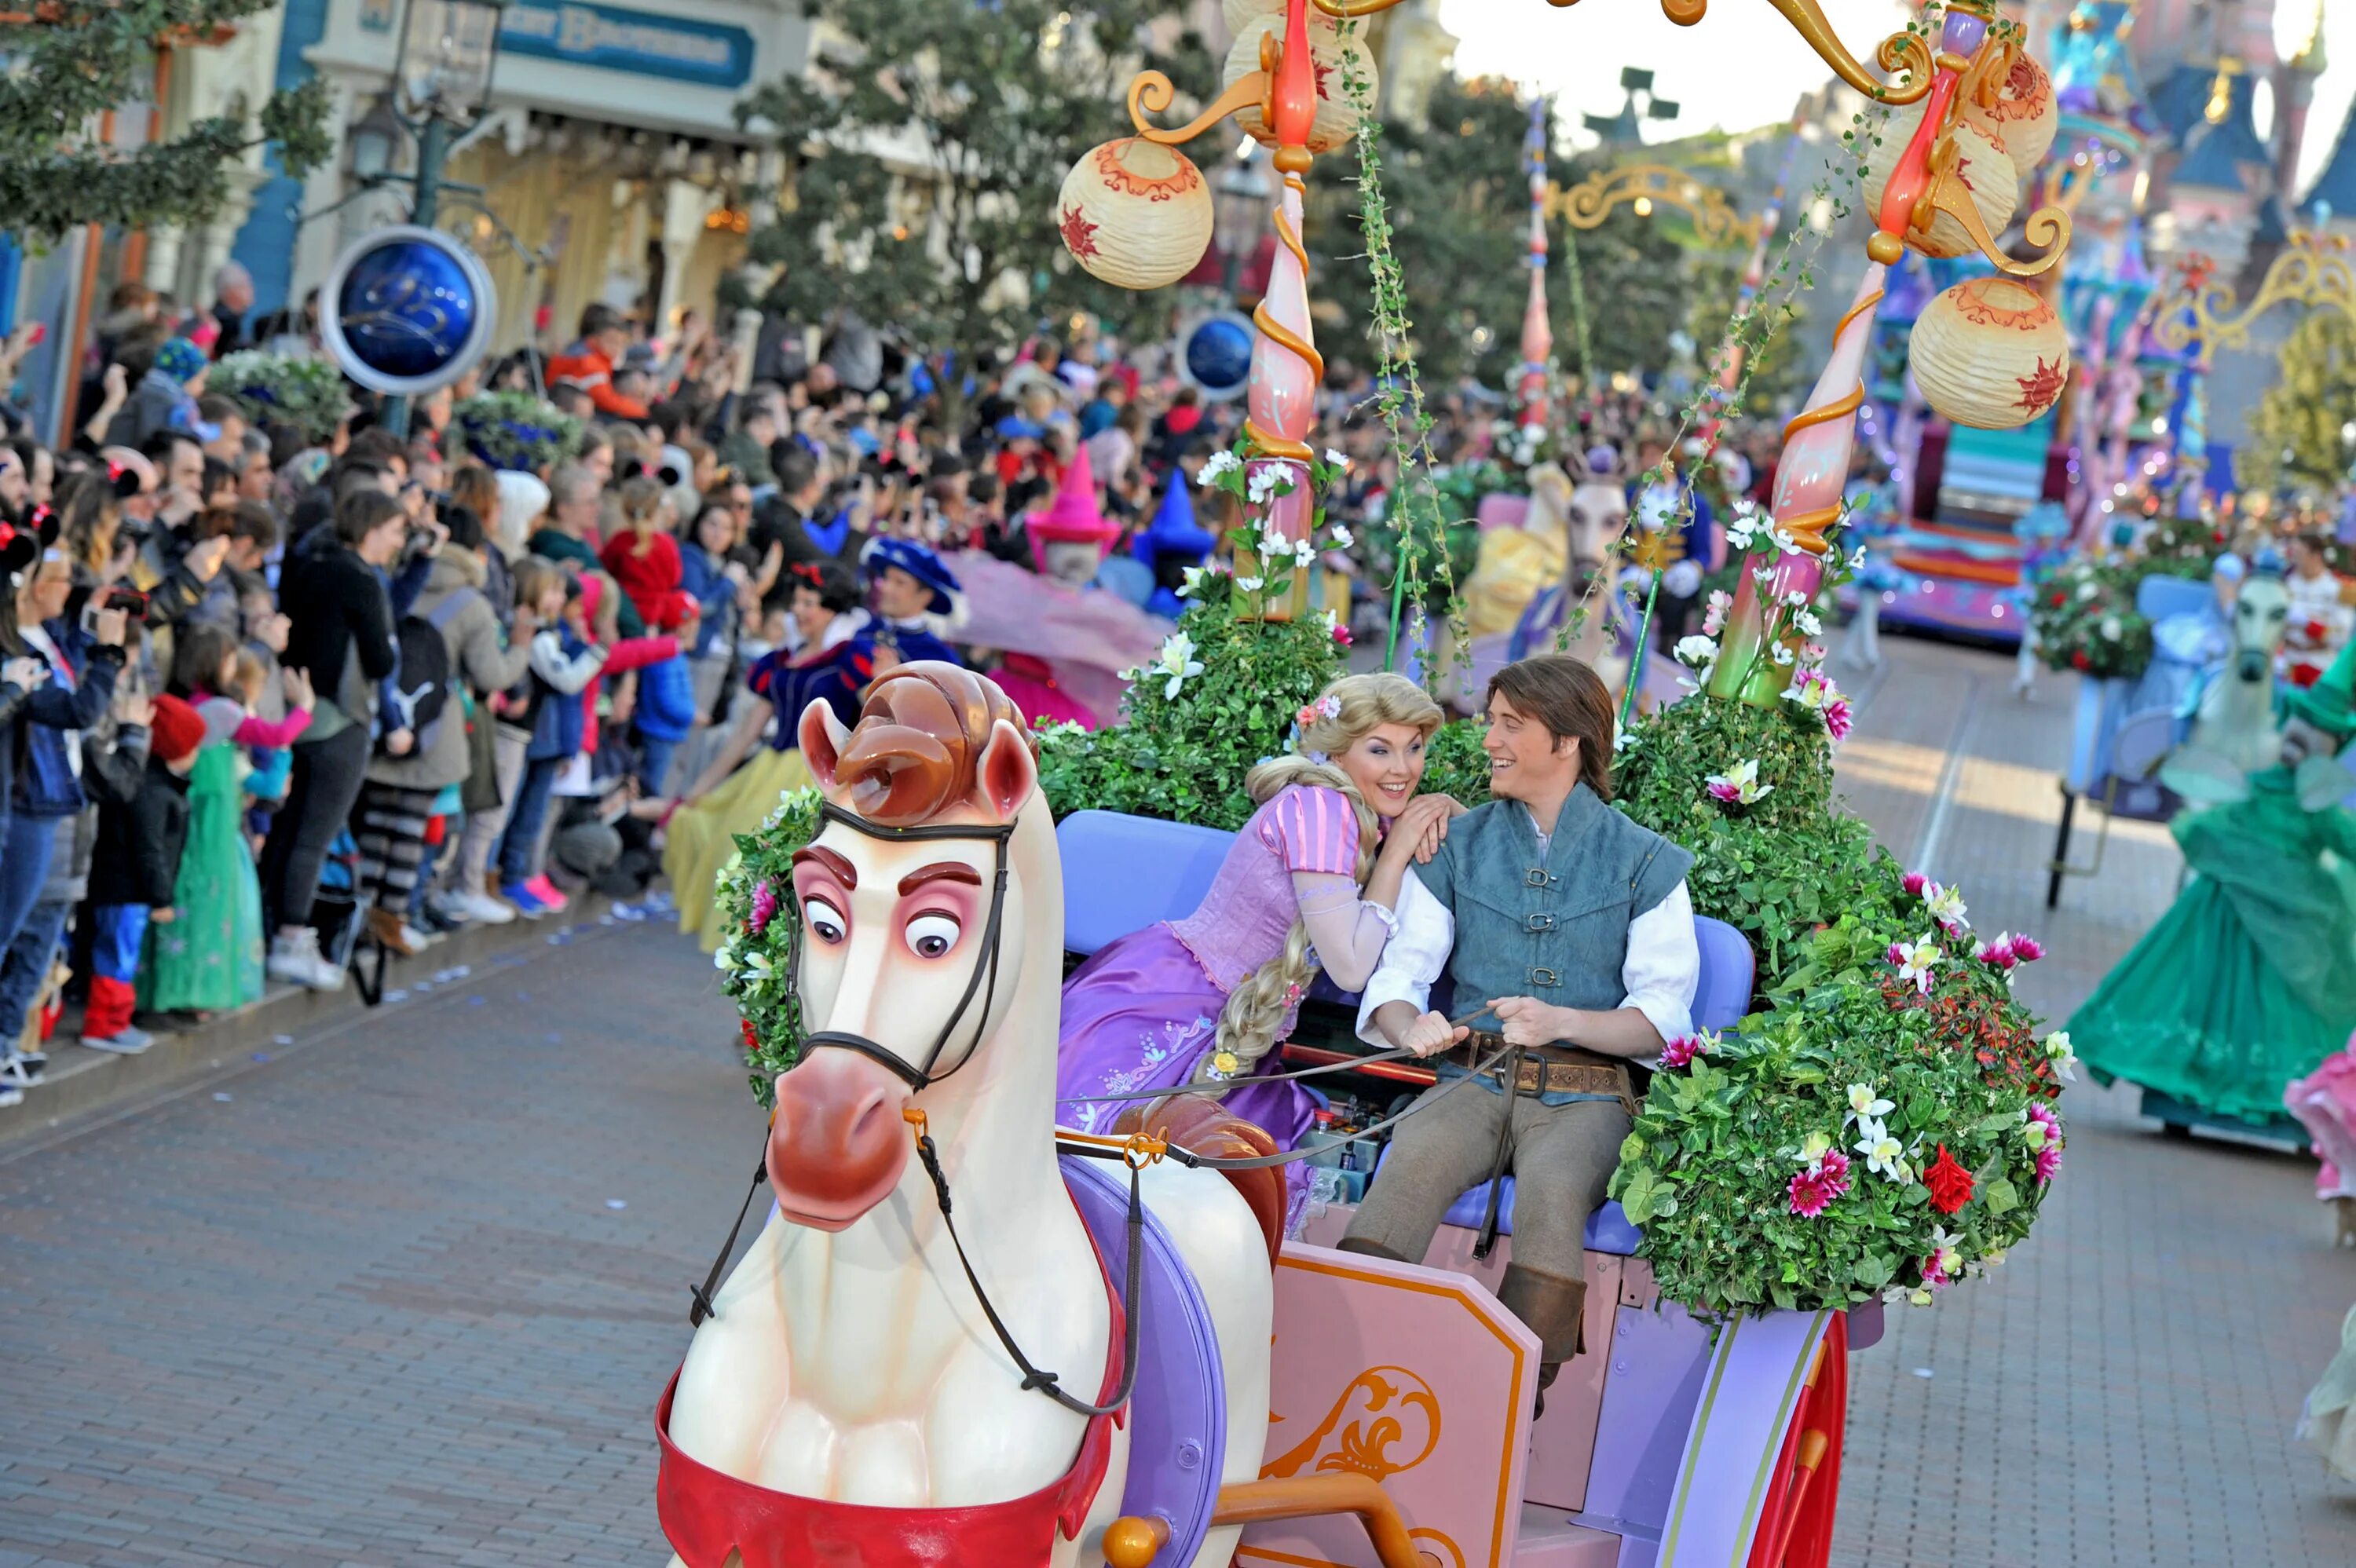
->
xmin=1741 ymin=1311 xmax=1848 ymax=1568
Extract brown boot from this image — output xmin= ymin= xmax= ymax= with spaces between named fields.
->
xmin=365 ymin=905 xmax=420 ymax=957
xmin=1498 ymin=1263 xmax=1587 ymax=1361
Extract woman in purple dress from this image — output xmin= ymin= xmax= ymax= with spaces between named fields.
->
xmin=1058 ymin=672 xmax=1453 ymax=1151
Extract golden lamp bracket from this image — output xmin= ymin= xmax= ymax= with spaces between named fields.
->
xmin=1126 ymin=69 xmax=1271 ymax=148
xmin=2149 ymin=232 xmax=2356 ymax=359
xmin=1912 ymin=137 xmax=2073 ymax=278
xmin=1552 ymin=163 xmax=1755 ymax=249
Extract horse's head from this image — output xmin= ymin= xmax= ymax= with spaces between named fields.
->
xmin=767 ymin=663 xmax=1052 ymax=1231
xmin=2233 ymin=572 xmax=2291 ymax=683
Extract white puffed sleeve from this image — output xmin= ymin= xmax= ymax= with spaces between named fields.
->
xmin=1621 ymin=881 xmax=1700 ymax=1045
xmin=1353 ymin=870 xmax=1454 ymax=1047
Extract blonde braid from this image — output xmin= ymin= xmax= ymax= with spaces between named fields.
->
xmin=1191 ymin=672 xmax=1442 ymax=1087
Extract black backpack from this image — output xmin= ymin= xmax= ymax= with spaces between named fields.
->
xmin=379 ymin=588 xmax=475 ymax=755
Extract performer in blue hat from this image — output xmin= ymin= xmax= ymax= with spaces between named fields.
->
xmin=860 ymin=536 xmax=968 ymax=669
xmin=1133 ymin=476 xmax=1216 ymax=622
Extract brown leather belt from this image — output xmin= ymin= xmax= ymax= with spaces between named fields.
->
xmin=1451 ymin=1033 xmax=1634 ymax=1108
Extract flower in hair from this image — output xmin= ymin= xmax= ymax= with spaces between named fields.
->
xmin=1296 ymin=693 xmax=1342 ymax=729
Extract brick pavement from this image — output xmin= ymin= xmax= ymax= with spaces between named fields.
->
xmin=0 ymin=927 xmax=741 ymax=1566
xmin=1827 ymin=636 xmax=2356 ymax=1568
xmin=7 ymin=638 xmax=2356 ymax=1566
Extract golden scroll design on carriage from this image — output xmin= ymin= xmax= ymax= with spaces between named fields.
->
xmin=1261 ymin=1364 xmax=1443 ymax=1482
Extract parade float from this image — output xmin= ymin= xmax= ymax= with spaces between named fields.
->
xmin=666 ymin=5 xmax=2076 ymax=1566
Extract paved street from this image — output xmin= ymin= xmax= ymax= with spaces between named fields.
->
xmin=2 ymin=639 xmax=2355 ymax=1566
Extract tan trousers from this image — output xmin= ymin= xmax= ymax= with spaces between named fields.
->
xmin=1340 ymin=1079 xmax=1629 ymax=1361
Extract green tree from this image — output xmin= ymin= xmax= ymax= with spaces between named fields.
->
xmin=1311 ymin=75 xmax=1727 ymax=389
xmin=0 ymin=3 xmax=330 ymax=241
xmin=738 ymin=0 xmax=1213 ymax=358
xmin=2245 ymin=309 xmax=2356 ymax=497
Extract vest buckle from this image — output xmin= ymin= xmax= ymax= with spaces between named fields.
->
xmin=1524 ymin=868 xmax=1556 ymax=888
xmin=1529 ymin=967 xmax=1560 ymax=988
xmin=1526 ymin=912 xmax=1557 ymax=932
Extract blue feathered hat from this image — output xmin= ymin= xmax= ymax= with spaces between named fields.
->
xmin=1132 ymin=474 xmax=1216 ymax=568
xmin=860 ymin=535 xmax=963 ymax=616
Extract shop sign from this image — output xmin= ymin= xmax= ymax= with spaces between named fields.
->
xmin=498 ymin=0 xmax=755 ymax=90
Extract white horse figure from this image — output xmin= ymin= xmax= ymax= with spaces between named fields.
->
xmin=661 ymin=666 xmax=1275 ymax=1568
xmin=2164 ymin=568 xmax=2291 ymax=804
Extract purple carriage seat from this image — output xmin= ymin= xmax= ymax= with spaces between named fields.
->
xmin=1058 ymin=810 xmax=1233 ymax=956
xmin=1404 ymin=915 xmax=1756 ymax=1254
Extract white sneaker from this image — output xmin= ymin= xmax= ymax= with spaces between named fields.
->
xmin=80 ymin=1025 xmax=153 ymax=1055
xmin=459 ymin=890 xmax=517 ymax=926
xmin=268 ymin=930 xmax=346 ymax=992
xmin=0 ymin=1079 xmax=19 ymax=1108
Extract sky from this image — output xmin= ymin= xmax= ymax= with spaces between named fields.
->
xmin=1443 ymin=0 xmax=2356 ymax=196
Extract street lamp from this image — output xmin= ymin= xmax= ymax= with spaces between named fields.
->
xmin=1213 ymin=142 xmax=1271 ymax=301
xmin=371 ymin=0 xmax=507 ymax=434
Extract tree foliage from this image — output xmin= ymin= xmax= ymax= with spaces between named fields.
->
xmin=2245 ymin=309 xmax=2356 ymax=497
xmin=1309 ymin=75 xmax=1735 ymax=389
xmin=0 ymin=2 xmax=331 ymax=242
xmin=739 ymin=0 xmax=1214 ymax=353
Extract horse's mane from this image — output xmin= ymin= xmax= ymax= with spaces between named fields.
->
xmin=830 ymin=663 xmax=1039 ymax=826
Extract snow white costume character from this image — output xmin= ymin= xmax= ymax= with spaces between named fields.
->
xmin=2070 ymin=639 xmax=2356 ymax=1124
xmin=1056 ymin=674 xmax=1453 ymax=1161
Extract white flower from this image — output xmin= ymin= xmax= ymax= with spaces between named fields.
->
xmin=2100 ymin=615 xmax=2122 ymax=641
xmin=1845 ymin=1082 xmax=1895 ymax=1128
xmin=1198 ymin=449 xmax=1242 ymax=487
xmin=1772 ymin=644 xmax=1797 ymax=666
xmin=2076 ymin=579 xmax=2098 ymax=601
xmin=740 ymin=948 xmax=773 ymax=978
xmin=1890 ymin=933 xmax=1942 ymax=994
xmin=1246 ymin=467 xmax=1285 ymax=506
xmin=1783 ymin=590 xmax=1809 ymax=609
xmin=1725 ymin=517 xmax=1760 ymax=552
xmin=1327 ymin=524 xmax=1354 ymax=548
xmin=1751 ymin=564 xmax=1776 ymax=587
xmin=714 ymin=943 xmax=735 ymax=972
xmin=1772 ymin=528 xmax=1800 ymax=552
xmin=1925 ymin=882 xmax=1969 ymax=930
xmin=1323 ymin=448 xmax=1350 ymax=471
xmin=1797 ymin=1130 xmax=1835 ymax=1164
xmin=2043 ymin=1029 xmax=2080 ymax=1084
xmin=1705 ymin=758 xmax=1774 ymax=806
xmin=1849 ymin=545 xmax=1868 ymax=570
xmin=1927 ymin=1225 xmax=1963 ymax=1279
xmin=1177 ymin=564 xmax=1210 ymax=598
xmin=1293 ymin=539 xmax=1318 ymax=568
xmin=1151 ymin=631 xmax=1205 ymax=699
xmin=1673 ymin=634 xmax=1720 ymax=668
xmin=1235 ymin=576 xmax=1265 ymax=592
xmin=1854 ymin=1117 xmax=1911 ymax=1182
xmin=1793 ymin=608 xmax=1823 ymax=638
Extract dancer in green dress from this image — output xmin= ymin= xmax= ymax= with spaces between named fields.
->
xmin=2070 ymin=644 xmax=2356 ymax=1124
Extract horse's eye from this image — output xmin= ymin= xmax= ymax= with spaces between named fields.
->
xmin=804 ymin=897 xmax=847 ymax=945
xmin=905 ymin=912 xmax=963 ymax=960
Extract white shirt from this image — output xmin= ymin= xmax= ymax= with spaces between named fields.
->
xmin=1355 ymin=864 xmax=1701 ymax=1049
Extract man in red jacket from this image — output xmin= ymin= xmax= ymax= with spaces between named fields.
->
xmin=546 ymin=303 xmax=649 ymax=422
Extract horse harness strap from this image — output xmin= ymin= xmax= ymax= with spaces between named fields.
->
xmin=908 ymin=1109 xmax=1144 ymax=1420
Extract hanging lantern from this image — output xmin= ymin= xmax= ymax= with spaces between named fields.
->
xmin=1964 ymin=52 xmax=2058 ymax=182
xmin=1222 ymin=16 xmax=1374 ymax=155
xmin=1861 ymin=98 xmax=2016 ymax=259
xmin=1055 ymin=138 xmax=1215 ymax=291
xmin=1220 ymin=0 xmax=1302 ymax=35
xmin=1908 ymin=276 xmax=2072 ymax=431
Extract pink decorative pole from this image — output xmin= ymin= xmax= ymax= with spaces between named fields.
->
xmin=1517 ymin=97 xmax=1553 ymax=429
xmin=1238 ymin=0 xmax=1323 ymax=623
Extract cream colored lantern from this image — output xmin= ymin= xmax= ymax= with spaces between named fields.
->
xmin=1862 ymin=99 xmax=2016 ymax=260
xmin=1056 ymin=138 xmax=1216 ymax=291
xmin=1221 ymin=16 xmax=1374 ymax=156
xmin=1909 ymin=276 xmax=2072 ymax=432
xmin=1965 ymin=52 xmax=2058 ymax=183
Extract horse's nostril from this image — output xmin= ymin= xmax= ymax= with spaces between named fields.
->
xmin=848 ymin=1091 xmax=889 ymax=1150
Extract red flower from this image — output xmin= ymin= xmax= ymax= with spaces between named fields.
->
xmin=2071 ymin=649 xmax=2089 ymax=671
xmin=741 ymin=1017 xmax=760 ymax=1053
xmin=1925 ymin=1143 xmax=1975 ymax=1214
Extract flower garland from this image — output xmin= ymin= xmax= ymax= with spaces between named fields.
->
xmin=712 ymin=785 xmax=825 ymax=1102
xmin=209 ymin=350 xmax=354 ymax=445
xmin=452 ymin=390 xmax=584 ymax=473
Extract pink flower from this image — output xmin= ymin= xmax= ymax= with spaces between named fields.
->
xmin=1707 ymin=779 xmax=1742 ymax=803
xmin=2010 ymin=934 xmax=2045 ymax=963
xmin=1902 ymin=871 xmax=1930 ymax=897
xmin=1975 ymin=935 xmax=2018 ymax=970
xmin=1824 ymin=696 xmax=1853 ymax=741
xmin=748 ymin=879 xmax=778 ymax=935
xmin=1787 ymin=1150 xmax=1852 ymax=1218
xmin=2028 ymin=1102 xmax=2064 ymax=1186
xmin=1659 ymin=1033 xmax=1706 ymax=1069
xmin=1702 ymin=589 xmax=1733 ymax=637
xmin=1920 ymin=1249 xmax=1954 ymax=1288
xmin=1886 ymin=940 xmax=1908 ymax=966
xmin=1333 ymin=623 xmax=1353 ymax=646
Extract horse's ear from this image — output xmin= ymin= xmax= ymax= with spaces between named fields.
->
xmin=975 ymin=718 xmax=1037 ymax=823
xmin=799 ymin=700 xmax=851 ymax=792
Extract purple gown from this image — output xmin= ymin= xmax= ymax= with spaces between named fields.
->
xmin=1058 ymin=785 xmax=1361 ymax=1155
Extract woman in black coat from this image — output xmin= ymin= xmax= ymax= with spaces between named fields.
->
xmin=256 ymin=488 xmax=409 ymax=990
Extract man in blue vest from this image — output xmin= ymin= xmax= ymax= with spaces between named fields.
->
xmin=1341 ymin=655 xmax=1699 ymax=1399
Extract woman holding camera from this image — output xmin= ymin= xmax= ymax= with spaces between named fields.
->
xmin=259 ymin=489 xmax=410 ymax=990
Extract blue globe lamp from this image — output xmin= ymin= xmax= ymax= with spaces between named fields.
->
xmin=319 ymin=225 xmax=497 ymax=397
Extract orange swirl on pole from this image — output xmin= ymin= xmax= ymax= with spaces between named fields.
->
xmin=1768 ymin=287 xmax=1881 ymax=555
xmin=1245 ymin=171 xmax=1323 ymax=462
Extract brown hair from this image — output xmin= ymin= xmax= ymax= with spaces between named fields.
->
xmin=827 ymin=663 xmax=1033 ymax=827
xmin=1487 ymin=654 xmax=1617 ymax=802
xmin=448 ymin=463 xmax=499 ymax=530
